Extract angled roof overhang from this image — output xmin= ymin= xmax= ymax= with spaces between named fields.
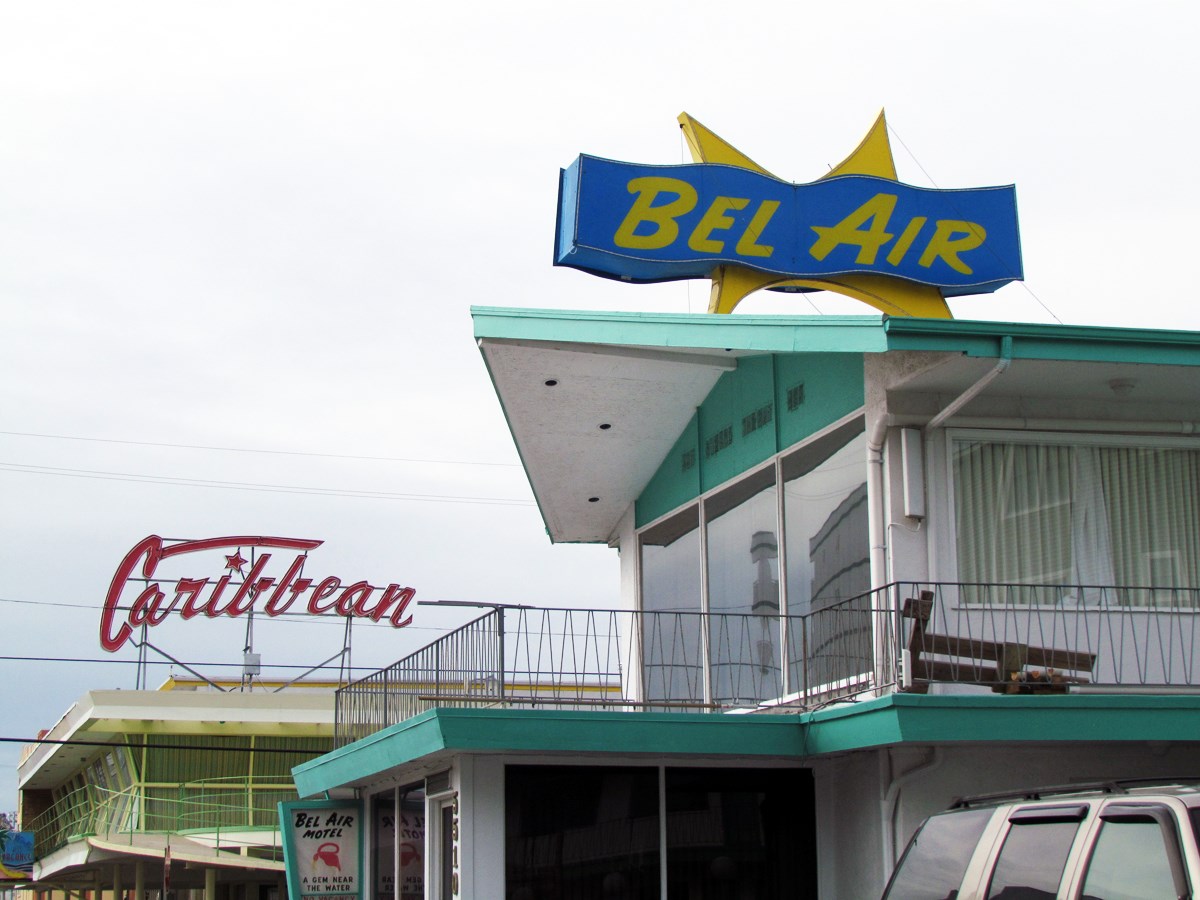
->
xmin=473 ymin=308 xmax=887 ymax=543
xmin=475 ymin=308 xmax=1200 ymax=545
xmin=293 ymin=695 xmax=1200 ymax=799
xmin=19 ymin=690 xmax=334 ymax=791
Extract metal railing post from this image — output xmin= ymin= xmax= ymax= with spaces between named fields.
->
xmin=496 ymin=608 xmax=506 ymax=703
xmin=801 ymin=614 xmax=809 ymax=708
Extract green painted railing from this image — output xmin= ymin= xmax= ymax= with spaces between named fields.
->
xmin=27 ymin=777 xmax=293 ymax=859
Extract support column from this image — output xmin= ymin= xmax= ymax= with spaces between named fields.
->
xmin=113 ymin=863 xmax=124 ymax=900
xmin=134 ymin=861 xmax=145 ymax=900
xmin=206 ymin=868 xmax=217 ymax=900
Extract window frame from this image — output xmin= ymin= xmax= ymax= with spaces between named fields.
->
xmin=941 ymin=428 xmax=1200 ymax=594
xmin=634 ymin=410 xmax=868 ymax=705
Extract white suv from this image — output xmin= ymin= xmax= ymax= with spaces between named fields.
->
xmin=882 ymin=780 xmax=1200 ymax=899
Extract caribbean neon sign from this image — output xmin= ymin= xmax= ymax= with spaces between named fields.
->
xmin=554 ymin=155 xmax=1022 ymax=296
xmin=101 ymin=534 xmax=415 ymax=652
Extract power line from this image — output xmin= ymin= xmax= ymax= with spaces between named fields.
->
xmin=886 ymin=121 xmax=1064 ymax=326
xmin=0 ymin=736 xmax=327 ymax=754
xmin=0 ymin=594 xmax=479 ymax=631
xmin=0 ymin=461 xmax=535 ymax=506
xmin=0 ymin=654 xmax=386 ymax=670
xmin=0 ymin=430 xmax=520 ymax=468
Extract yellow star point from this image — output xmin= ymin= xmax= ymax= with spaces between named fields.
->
xmin=677 ymin=111 xmax=952 ymax=318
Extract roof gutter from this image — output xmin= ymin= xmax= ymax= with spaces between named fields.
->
xmin=925 ymin=334 xmax=1013 ymax=432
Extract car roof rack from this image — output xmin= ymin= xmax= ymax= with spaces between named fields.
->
xmin=950 ymin=777 xmax=1200 ymax=809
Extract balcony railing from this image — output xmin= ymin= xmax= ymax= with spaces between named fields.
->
xmin=333 ymin=583 xmax=1200 ymax=745
xmin=25 ymin=777 xmax=292 ymax=859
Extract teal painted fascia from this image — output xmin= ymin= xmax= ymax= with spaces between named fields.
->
xmin=472 ymin=307 xmax=889 ymax=354
xmin=293 ymin=708 xmax=805 ymax=796
xmin=472 ymin=307 xmax=1200 ymax=366
xmin=884 ymin=317 xmax=1200 ymax=366
xmin=296 ymin=696 xmax=1200 ymax=796
xmin=799 ymin=693 xmax=1200 ymax=755
xmin=292 ymin=709 xmax=450 ymax=798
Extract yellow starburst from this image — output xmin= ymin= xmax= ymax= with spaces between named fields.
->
xmin=678 ymin=112 xmax=953 ymax=318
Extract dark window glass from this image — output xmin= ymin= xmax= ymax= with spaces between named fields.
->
xmin=440 ymin=804 xmax=454 ymax=900
xmin=373 ymin=791 xmax=396 ymax=900
xmin=1080 ymin=819 xmax=1179 ymax=900
xmin=986 ymin=819 xmax=1081 ymax=899
xmin=506 ymin=766 xmax=660 ymax=899
xmin=665 ymin=768 xmax=815 ymax=899
xmin=398 ymin=787 xmax=425 ymax=900
xmin=883 ymin=808 xmax=993 ymax=900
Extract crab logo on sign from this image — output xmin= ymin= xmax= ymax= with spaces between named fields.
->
xmin=313 ymin=843 xmax=342 ymax=872
xmin=101 ymin=535 xmax=416 ymax=652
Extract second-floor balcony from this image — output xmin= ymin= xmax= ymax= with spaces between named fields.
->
xmin=334 ymin=582 xmax=1200 ymax=746
xmin=26 ymin=776 xmax=291 ymax=861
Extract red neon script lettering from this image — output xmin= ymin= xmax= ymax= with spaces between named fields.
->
xmin=100 ymin=535 xmax=415 ymax=652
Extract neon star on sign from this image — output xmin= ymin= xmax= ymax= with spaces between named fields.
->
xmin=554 ymin=112 xmax=1023 ymax=317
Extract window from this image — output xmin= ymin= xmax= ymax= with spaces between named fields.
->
xmin=506 ymin=766 xmax=815 ymax=899
xmin=640 ymin=507 xmax=703 ymax=704
xmin=506 ymin=766 xmax=660 ymax=899
xmin=666 ymin=768 xmax=815 ymax=899
xmin=953 ymin=436 xmax=1200 ymax=602
xmin=883 ymin=808 xmax=994 ymax=900
xmin=705 ymin=466 xmax=780 ymax=704
xmin=398 ymin=788 xmax=426 ymax=900
xmin=985 ymin=811 xmax=1084 ymax=899
xmin=1080 ymin=815 xmax=1183 ymax=900
xmin=782 ymin=430 xmax=869 ymax=692
xmin=637 ymin=416 xmax=868 ymax=707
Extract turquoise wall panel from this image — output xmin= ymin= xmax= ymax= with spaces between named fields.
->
xmin=637 ymin=414 xmax=701 ymax=527
xmin=636 ymin=353 xmax=865 ymax=527
xmin=775 ymin=354 xmax=865 ymax=450
xmin=698 ymin=356 xmax=776 ymax=492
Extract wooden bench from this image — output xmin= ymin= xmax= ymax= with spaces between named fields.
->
xmin=903 ymin=591 xmax=1096 ymax=694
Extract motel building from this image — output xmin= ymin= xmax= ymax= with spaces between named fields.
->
xmin=17 ymin=678 xmax=336 ymax=900
xmin=284 ymin=117 xmax=1200 ymax=899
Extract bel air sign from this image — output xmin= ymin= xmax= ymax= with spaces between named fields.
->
xmin=554 ymin=155 xmax=1022 ymax=296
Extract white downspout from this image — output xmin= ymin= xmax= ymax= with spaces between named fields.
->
xmin=880 ymin=747 xmax=944 ymax=879
xmin=866 ymin=412 xmax=896 ymax=701
xmin=925 ymin=335 xmax=1013 ymax=433
xmin=867 ymin=415 xmax=891 ymax=590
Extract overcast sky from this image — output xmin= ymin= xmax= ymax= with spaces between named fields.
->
xmin=2 ymin=1 xmax=1198 ymax=808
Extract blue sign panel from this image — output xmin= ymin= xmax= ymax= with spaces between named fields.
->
xmin=555 ymin=155 xmax=1022 ymax=296
xmin=0 ymin=831 xmax=33 ymax=880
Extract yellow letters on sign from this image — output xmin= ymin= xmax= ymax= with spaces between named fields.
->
xmin=809 ymin=193 xmax=898 ymax=265
xmin=809 ymin=193 xmax=986 ymax=275
xmin=688 ymin=196 xmax=748 ymax=253
xmin=613 ymin=177 xmax=698 ymax=250
xmin=614 ymin=179 xmax=780 ymax=260
xmin=919 ymin=220 xmax=986 ymax=274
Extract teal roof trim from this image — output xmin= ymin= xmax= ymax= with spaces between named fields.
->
xmin=471 ymin=307 xmax=889 ymax=353
xmin=472 ymin=308 xmax=1200 ymax=366
xmin=294 ymin=695 xmax=1200 ymax=797
xmin=800 ymin=693 xmax=1200 ymax=754
xmin=293 ymin=708 xmax=805 ymax=796
xmin=883 ymin=317 xmax=1200 ymax=365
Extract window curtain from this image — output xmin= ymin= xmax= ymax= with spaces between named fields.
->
xmin=1099 ymin=446 xmax=1200 ymax=601
xmin=954 ymin=439 xmax=1200 ymax=602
